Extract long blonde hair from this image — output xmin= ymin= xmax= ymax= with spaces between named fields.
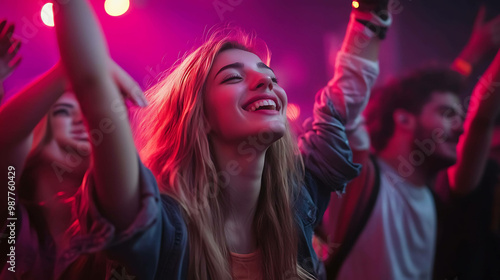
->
xmin=135 ymin=28 xmax=311 ymax=280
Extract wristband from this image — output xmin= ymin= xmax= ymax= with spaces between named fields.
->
xmin=350 ymin=9 xmax=392 ymax=40
xmin=452 ymin=58 xmax=473 ymax=77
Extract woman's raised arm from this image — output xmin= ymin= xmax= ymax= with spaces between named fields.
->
xmin=53 ymin=0 xmax=146 ymax=231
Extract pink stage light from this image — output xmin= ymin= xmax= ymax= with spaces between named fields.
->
xmin=287 ymin=103 xmax=301 ymax=121
xmin=41 ymin=3 xmax=54 ymax=27
xmin=105 ymin=0 xmax=130 ymax=17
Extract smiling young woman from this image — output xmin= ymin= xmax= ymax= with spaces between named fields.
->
xmin=135 ymin=34 xmax=308 ymax=279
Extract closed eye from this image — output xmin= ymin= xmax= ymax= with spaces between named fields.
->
xmin=53 ymin=109 xmax=70 ymax=116
xmin=221 ymin=74 xmax=243 ymax=84
xmin=271 ymin=77 xmax=279 ymax=84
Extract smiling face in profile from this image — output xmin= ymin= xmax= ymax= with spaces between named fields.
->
xmin=414 ymin=91 xmax=464 ymax=168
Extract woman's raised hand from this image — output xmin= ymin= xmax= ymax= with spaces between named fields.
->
xmin=110 ymin=60 xmax=148 ymax=107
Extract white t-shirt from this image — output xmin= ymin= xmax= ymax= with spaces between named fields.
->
xmin=337 ymin=158 xmax=437 ymax=280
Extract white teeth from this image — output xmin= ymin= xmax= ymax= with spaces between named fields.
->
xmin=246 ymin=99 xmax=277 ymax=112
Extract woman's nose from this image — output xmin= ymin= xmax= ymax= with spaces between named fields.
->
xmin=251 ymin=74 xmax=273 ymax=91
xmin=73 ymin=113 xmax=84 ymax=125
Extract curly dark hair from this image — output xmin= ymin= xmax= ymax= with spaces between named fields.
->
xmin=365 ymin=67 xmax=466 ymax=152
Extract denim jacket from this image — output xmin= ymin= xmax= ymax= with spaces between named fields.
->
xmin=69 ymin=51 xmax=369 ymax=279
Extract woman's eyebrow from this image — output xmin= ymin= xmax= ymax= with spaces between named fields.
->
xmin=257 ymin=62 xmax=274 ymax=74
xmin=53 ymin=103 xmax=74 ymax=109
xmin=214 ymin=62 xmax=275 ymax=79
xmin=214 ymin=62 xmax=244 ymax=79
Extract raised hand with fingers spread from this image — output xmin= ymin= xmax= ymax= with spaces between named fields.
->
xmin=470 ymin=5 xmax=500 ymax=54
xmin=0 ymin=19 xmax=22 ymax=103
xmin=0 ymin=20 xmax=22 ymax=82
xmin=453 ymin=5 xmax=500 ymax=76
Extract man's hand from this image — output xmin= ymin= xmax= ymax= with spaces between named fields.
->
xmin=453 ymin=5 xmax=500 ymax=76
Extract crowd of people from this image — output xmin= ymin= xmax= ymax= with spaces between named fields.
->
xmin=0 ymin=0 xmax=499 ymax=279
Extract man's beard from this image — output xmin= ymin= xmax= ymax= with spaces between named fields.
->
xmin=413 ymin=122 xmax=458 ymax=173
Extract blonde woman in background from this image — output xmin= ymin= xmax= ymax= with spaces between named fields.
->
xmin=0 ymin=21 xmax=145 ymax=280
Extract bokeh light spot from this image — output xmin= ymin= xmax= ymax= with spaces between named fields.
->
xmin=105 ymin=0 xmax=130 ymax=17
xmin=287 ymin=103 xmax=301 ymax=121
xmin=41 ymin=3 xmax=54 ymax=27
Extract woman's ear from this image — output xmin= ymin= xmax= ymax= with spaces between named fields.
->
xmin=393 ymin=109 xmax=416 ymax=131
